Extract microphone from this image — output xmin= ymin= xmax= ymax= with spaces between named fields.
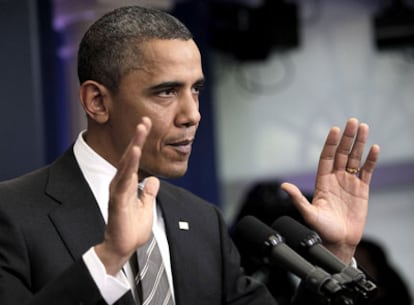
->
xmin=272 ymin=216 xmax=377 ymax=300
xmin=272 ymin=216 xmax=350 ymax=274
xmin=234 ymin=215 xmax=346 ymax=298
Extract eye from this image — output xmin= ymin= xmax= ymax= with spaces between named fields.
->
xmin=158 ymin=88 xmax=177 ymax=97
xmin=192 ymin=83 xmax=204 ymax=95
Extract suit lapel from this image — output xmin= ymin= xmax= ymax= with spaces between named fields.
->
xmin=46 ymin=149 xmax=105 ymax=260
xmin=157 ymin=182 xmax=200 ymax=305
xmin=42 ymin=149 xmax=136 ymax=305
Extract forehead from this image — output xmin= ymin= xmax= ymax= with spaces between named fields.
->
xmin=137 ymin=39 xmax=203 ymax=79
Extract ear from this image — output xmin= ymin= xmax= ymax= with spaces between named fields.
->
xmin=79 ymin=80 xmax=110 ymax=124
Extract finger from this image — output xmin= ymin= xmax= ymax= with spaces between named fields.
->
xmin=133 ymin=116 xmax=152 ymax=149
xmin=120 ymin=117 xmax=151 ymax=168
xmin=280 ymin=182 xmax=313 ymax=219
xmin=317 ymin=126 xmax=341 ymax=176
xmin=110 ymin=146 xmax=141 ymax=206
xmin=111 ymin=118 xmax=152 ymax=197
xmin=334 ymin=118 xmax=359 ymax=172
xmin=120 ymin=117 xmax=152 ymax=179
xmin=359 ymin=144 xmax=380 ymax=184
xmin=345 ymin=123 xmax=369 ymax=174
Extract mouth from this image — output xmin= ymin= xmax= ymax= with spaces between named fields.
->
xmin=167 ymin=138 xmax=194 ymax=155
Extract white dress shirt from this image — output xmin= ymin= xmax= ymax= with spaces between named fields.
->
xmin=73 ymin=131 xmax=175 ymax=304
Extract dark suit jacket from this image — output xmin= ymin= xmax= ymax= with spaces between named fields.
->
xmin=0 ymin=148 xmax=276 ymax=305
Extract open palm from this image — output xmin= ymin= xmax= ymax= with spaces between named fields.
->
xmin=282 ymin=118 xmax=380 ymax=263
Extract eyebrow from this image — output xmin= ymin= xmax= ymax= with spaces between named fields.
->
xmin=148 ymin=77 xmax=206 ymax=93
xmin=194 ymin=78 xmax=206 ymax=88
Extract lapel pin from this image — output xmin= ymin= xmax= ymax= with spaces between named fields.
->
xmin=178 ymin=221 xmax=189 ymax=230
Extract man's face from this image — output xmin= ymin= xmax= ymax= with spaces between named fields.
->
xmin=108 ymin=39 xmax=204 ymax=179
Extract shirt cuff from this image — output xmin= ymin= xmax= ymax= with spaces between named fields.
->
xmin=350 ymin=257 xmax=357 ymax=268
xmin=83 ymin=247 xmax=130 ymax=305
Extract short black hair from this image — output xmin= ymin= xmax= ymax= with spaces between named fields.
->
xmin=77 ymin=6 xmax=193 ymax=92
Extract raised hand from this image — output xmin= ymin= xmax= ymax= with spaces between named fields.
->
xmin=281 ymin=118 xmax=380 ymax=263
xmin=95 ymin=117 xmax=160 ymax=275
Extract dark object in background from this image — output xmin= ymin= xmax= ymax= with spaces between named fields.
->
xmin=373 ymin=0 xmax=414 ymax=50
xmin=355 ymin=238 xmax=412 ymax=305
xmin=210 ymin=0 xmax=300 ymax=61
xmin=233 ymin=180 xmax=309 ymax=229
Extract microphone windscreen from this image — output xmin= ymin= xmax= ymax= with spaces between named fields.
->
xmin=272 ymin=216 xmax=318 ymax=250
xmin=234 ymin=215 xmax=276 ymax=256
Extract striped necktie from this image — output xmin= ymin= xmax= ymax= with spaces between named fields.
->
xmin=134 ymin=234 xmax=174 ymax=305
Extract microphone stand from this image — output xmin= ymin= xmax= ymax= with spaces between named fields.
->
xmin=327 ymin=268 xmax=377 ymax=305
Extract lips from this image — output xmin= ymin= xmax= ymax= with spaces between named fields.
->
xmin=167 ymin=138 xmax=194 ymax=154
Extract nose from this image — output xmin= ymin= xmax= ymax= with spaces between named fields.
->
xmin=176 ymin=92 xmax=201 ymax=128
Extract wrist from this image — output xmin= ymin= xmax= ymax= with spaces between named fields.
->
xmin=94 ymin=243 xmax=130 ymax=276
xmin=324 ymin=243 xmax=357 ymax=265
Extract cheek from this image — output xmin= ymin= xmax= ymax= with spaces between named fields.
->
xmin=138 ymin=109 xmax=173 ymax=156
xmin=142 ymin=135 xmax=158 ymax=156
xmin=142 ymin=124 xmax=165 ymax=154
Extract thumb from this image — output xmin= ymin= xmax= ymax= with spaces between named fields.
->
xmin=140 ymin=177 xmax=160 ymax=205
xmin=281 ymin=182 xmax=312 ymax=216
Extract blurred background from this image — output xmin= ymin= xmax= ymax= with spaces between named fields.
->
xmin=1 ymin=0 xmax=413 ymax=300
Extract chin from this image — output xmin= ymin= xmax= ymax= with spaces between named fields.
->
xmin=161 ymin=168 xmax=188 ymax=179
xmin=143 ymin=164 xmax=188 ymax=180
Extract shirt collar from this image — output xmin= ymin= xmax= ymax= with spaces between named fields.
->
xmin=73 ymin=130 xmax=117 ymax=223
xmin=73 ymin=131 xmax=157 ymax=224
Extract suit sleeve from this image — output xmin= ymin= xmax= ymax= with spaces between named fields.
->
xmin=0 ymin=203 xmax=107 ymax=305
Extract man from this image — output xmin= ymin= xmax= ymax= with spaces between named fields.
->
xmin=0 ymin=5 xmax=380 ymax=305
